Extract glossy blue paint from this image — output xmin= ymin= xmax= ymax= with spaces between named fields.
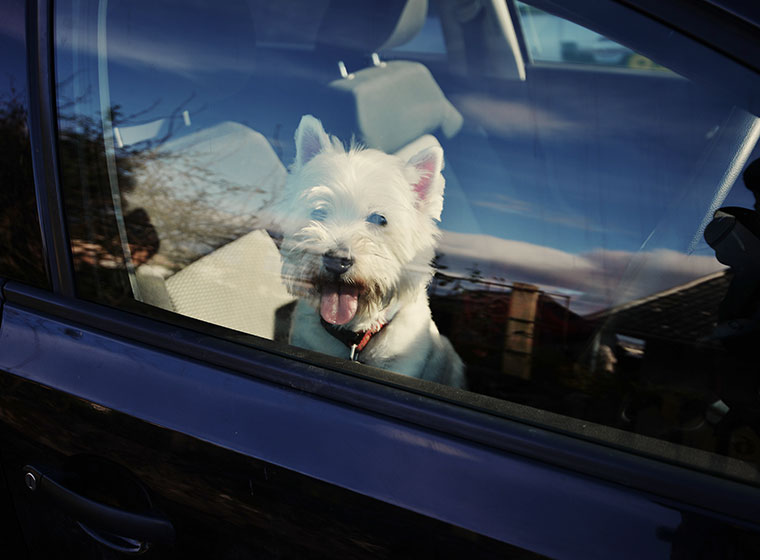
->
xmin=0 ymin=303 xmax=685 ymax=559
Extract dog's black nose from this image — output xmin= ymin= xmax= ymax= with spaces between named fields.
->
xmin=323 ymin=250 xmax=353 ymax=275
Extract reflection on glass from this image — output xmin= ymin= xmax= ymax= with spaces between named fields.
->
xmin=54 ymin=0 xmax=760 ymax=475
xmin=515 ymin=1 xmax=667 ymax=71
xmin=0 ymin=0 xmax=49 ymax=288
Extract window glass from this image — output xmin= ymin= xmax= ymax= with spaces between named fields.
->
xmin=0 ymin=0 xmax=49 ymax=288
xmin=515 ymin=1 xmax=667 ymax=71
xmin=55 ymin=0 xmax=760 ymax=480
xmin=383 ymin=5 xmax=447 ymax=59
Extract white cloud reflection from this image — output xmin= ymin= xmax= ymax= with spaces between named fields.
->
xmin=437 ymin=230 xmax=724 ymax=315
xmin=471 ymin=193 xmax=631 ymax=234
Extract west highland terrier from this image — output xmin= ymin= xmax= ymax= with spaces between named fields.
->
xmin=272 ymin=115 xmax=465 ymax=388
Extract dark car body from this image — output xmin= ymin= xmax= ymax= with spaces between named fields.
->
xmin=2 ymin=0 xmax=760 ymax=558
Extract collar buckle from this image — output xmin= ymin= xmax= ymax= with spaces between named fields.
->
xmin=321 ymin=318 xmax=388 ymax=363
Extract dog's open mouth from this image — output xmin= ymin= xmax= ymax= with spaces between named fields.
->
xmin=320 ymin=282 xmax=359 ymax=325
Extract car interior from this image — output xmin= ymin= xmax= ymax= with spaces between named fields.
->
xmin=129 ymin=0 xmax=469 ymax=342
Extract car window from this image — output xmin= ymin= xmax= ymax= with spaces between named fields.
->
xmin=515 ymin=1 xmax=667 ymax=71
xmin=54 ymin=0 xmax=760 ymax=482
xmin=0 ymin=0 xmax=49 ymax=289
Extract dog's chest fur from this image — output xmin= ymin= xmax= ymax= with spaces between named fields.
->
xmin=290 ymin=295 xmax=465 ymax=388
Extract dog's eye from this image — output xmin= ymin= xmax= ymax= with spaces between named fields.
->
xmin=367 ymin=212 xmax=387 ymax=226
xmin=311 ymin=208 xmax=328 ymax=222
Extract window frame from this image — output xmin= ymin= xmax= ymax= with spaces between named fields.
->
xmin=25 ymin=0 xmax=74 ymax=295
xmin=21 ymin=0 xmax=760 ymax=531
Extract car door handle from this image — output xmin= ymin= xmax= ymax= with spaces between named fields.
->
xmin=24 ymin=465 xmax=174 ymax=552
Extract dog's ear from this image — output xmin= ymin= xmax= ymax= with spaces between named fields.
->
xmin=408 ymin=146 xmax=445 ymax=220
xmin=294 ymin=115 xmax=331 ymax=168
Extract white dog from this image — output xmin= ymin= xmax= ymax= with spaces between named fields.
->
xmin=272 ymin=115 xmax=465 ymax=388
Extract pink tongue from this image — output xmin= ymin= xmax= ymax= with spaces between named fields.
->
xmin=320 ymin=284 xmax=359 ymax=325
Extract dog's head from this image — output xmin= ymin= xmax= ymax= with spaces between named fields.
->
xmin=273 ymin=115 xmax=446 ymax=329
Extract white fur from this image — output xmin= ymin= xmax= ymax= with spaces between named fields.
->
xmin=272 ymin=115 xmax=465 ymax=388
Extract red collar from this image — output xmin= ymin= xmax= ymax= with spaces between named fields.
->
xmin=320 ymin=319 xmax=388 ymax=362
